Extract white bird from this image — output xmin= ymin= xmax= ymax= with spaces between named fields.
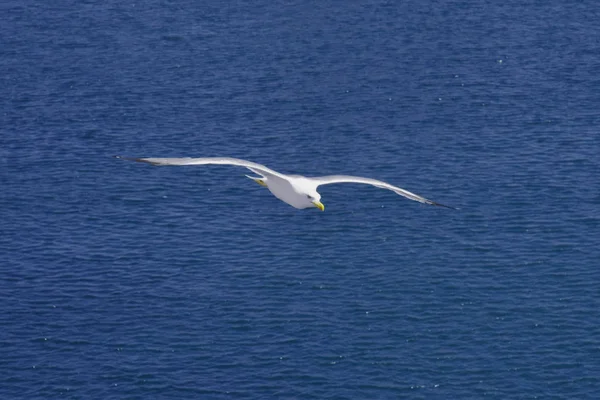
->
xmin=115 ymin=156 xmax=455 ymax=211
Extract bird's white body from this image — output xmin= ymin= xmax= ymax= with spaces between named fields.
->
xmin=264 ymin=175 xmax=320 ymax=209
xmin=115 ymin=156 xmax=453 ymax=210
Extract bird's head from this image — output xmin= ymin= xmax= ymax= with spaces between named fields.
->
xmin=306 ymin=192 xmax=324 ymax=211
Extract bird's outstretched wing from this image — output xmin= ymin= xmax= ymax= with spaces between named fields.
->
xmin=311 ymin=175 xmax=455 ymax=209
xmin=114 ymin=156 xmax=285 ymax=179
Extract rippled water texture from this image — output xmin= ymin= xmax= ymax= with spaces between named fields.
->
xmin=2 ymin=0 xmax=600 ymax=398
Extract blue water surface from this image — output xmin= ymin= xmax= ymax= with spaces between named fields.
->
xmin=2 ymin=0 xmax=600 ymax=398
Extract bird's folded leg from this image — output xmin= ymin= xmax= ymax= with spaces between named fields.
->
xmin=245 ymin=175 xmax=267 ymax=187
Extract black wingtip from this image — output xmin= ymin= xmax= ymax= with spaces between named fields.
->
xmin=114 ymin=156 xmax=144 ymax=162
xmin=431 ymin=201 xmax=459 ymax=210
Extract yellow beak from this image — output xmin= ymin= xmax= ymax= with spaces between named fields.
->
xmin=254 ymin=179 xmax=267 ymax=187
xmin=313 ymin=200 xmax=325 ymax=211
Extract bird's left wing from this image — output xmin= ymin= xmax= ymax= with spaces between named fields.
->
xmin=311 ymin=175 xmax=455 ymax=209
xmin=115 ymin=156 xmax=286 ymax=179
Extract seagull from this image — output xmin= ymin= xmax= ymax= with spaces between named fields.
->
xmin=115 ymin=156 xmax=455 ymax=211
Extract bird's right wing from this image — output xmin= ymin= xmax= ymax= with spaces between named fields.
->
xmin=115 ymin=156 xmax=286 ymax=179
xmin=312 ymin=175 xmax=455 ymax=209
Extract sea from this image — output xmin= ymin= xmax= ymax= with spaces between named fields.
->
xmin=2 ymin=0 xmax=600 ymax=398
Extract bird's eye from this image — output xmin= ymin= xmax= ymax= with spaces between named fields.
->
xmin=307 ymin=195 xmax=313 ymax=200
